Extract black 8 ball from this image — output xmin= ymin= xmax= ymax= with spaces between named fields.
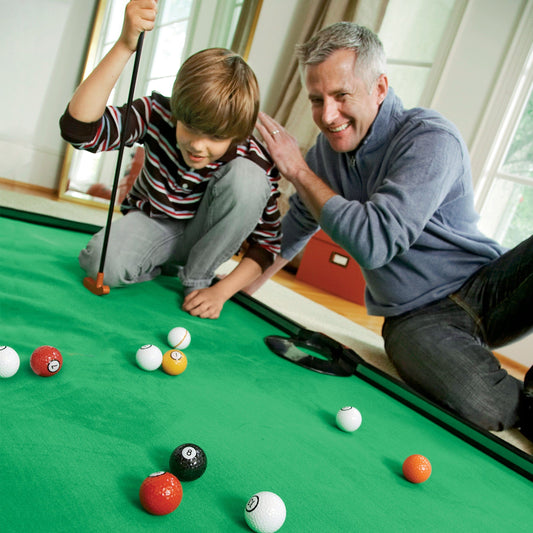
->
xmin=169 ymin=443 xmax=207 ymax=481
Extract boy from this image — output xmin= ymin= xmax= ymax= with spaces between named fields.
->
xmin=60 ymin=0 xmax=281 ymax=319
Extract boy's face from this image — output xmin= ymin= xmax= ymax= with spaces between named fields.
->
xmin=176 ymin=122 xmax=234 ymax=169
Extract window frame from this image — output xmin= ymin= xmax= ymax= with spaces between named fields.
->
xmin=377 ymin=0 xmax=467 ymax=110
xmin=470 ymin=1 xmax=533 ymax=213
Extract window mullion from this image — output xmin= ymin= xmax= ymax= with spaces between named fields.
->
xmin=494 ymin=171 xmax=533 ymax=188
xmin=470 ymin=2 xmax=533 ymax=209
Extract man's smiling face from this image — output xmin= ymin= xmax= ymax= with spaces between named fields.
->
xmin=305 ymin=48 xmax=388 ymax=153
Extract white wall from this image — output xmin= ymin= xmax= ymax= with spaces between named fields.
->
xmin=0 ymin=0 xmax=97 ymax=189
xmin=430 ymin=0 xmax=525 ymax=152
xmin=246 ymin=0 xmax=303 ymax=114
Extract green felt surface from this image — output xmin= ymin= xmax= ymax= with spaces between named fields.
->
xmin=0 ymin=214 xmax=532 ymax=533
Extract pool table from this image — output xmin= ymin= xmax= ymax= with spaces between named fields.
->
xmin=0 ymin=207 xmax=531 ymax=533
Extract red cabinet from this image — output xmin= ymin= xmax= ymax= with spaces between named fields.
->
xmin=296 ymin=230 xmax=366 ymax=305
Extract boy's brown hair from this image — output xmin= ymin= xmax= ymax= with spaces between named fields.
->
xmin=170 ymin=48 xmax=260 ymax=142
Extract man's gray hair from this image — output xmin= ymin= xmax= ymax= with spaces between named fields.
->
xmin=296 ymin=22 xmax=386 ymax=90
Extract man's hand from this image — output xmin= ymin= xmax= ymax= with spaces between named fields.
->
xmin=256 ymin=112 xmax=336 ymax=221
xmin=243 ymin=255 xmax=289 ymax=295
xmin=256 ymin=112 xmax=308 ymax=180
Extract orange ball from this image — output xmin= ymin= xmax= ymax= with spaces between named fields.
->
xmin=402 ymin=454 xmax=432 ymax=483
xmin=162 ymin=349 xmax=188 ymax=376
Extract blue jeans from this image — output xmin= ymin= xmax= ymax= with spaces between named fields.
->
xmin=382 ymin=234 xmax=533 ymax=431
xmin=79 ymin=158 xmax=271 ymax=293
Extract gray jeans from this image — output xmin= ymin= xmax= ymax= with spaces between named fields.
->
xmin=382 ymin=235 xmax=533 ymax=432
xmin=79 ymin=158 xmax=271 ymax=293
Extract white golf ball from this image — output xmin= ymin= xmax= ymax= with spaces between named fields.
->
xmin=244 ymin=491 xmax=286 ymax=533
xmin=336 ymin=406 xmax=362 ymax=432
xmin=167 ymin=327 xmax=191 ymax=349
xmin=135 ymin=344 xmax=163 ymax=371
xmin=0 ymin=346 xmax=20 ymax=378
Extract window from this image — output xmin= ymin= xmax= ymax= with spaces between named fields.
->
xmin=378 ymin=0 xmax=459 ymax=108
xmin=478 ymin=85 xmax=533 ymax=247
xmin=92 ymin=0 xmax=244 ymax=104
xmin=144 ymin=0 xmax=197 ymax=95
xmin=144 ymin=0 xmax=244 ymax=96
xmin=476 ymin=32 xmax=533 ymax=248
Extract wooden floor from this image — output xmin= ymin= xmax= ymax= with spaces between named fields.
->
xmin=0 ymin=180 xmax=525 ymax=379
xmin=272 ymin=267 xmax=383 ymax=336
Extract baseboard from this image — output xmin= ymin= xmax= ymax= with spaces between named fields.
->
xmin=0 ymin=177 xmax=56 ymax=197
xmin=495 ymin=351 xmax=528 ymax=379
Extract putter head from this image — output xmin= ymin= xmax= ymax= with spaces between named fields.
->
xmin=83 ymin=272 xmax=110 ymax=295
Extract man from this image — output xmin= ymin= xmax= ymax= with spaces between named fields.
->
xmin=253 ymin=22 xmax=533 ymax=438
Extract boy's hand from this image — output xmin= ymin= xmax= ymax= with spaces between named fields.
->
xmin=182 ymin=286 xmax=227 ymax=319
xmin=121 ymin=0 xmax=158 ymax=51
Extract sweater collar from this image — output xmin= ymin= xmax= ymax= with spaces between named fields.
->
xmin=350 ymin=87 xmax=402 ymax=156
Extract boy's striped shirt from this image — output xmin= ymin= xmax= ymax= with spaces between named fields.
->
xmin=60 ymin=92 xmax=282 ymax=267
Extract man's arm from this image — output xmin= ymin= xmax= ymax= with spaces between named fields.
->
xmin=243 ymin=255 xmax=289 ymax=295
